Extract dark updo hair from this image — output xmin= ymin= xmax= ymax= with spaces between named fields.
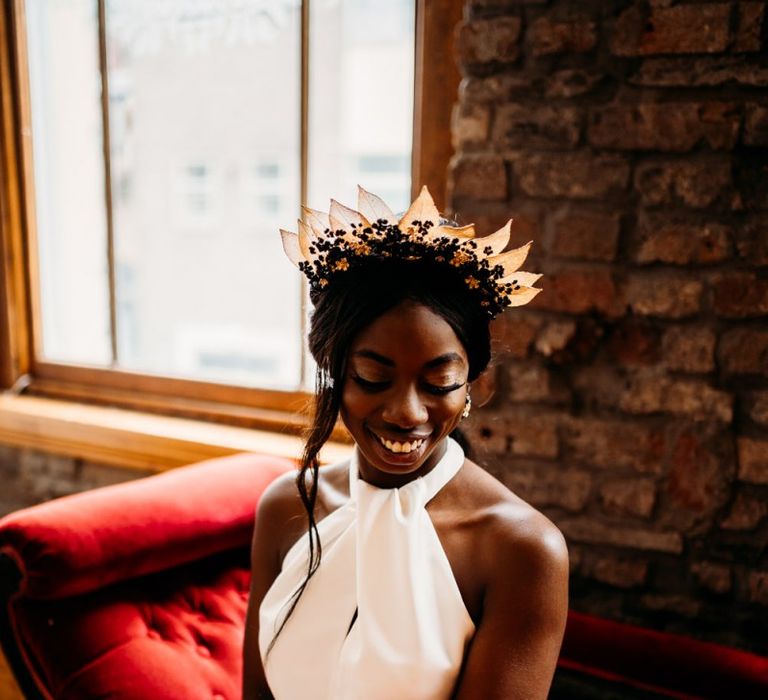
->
xmin=266 ymin=256 xmax=492 ymax=654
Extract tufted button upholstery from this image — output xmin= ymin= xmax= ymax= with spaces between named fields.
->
xmin=0 ymin=452 xmax=296 ymax=700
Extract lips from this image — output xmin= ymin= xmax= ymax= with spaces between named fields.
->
xmin=365 ymin=426 xmax=431 ymax=461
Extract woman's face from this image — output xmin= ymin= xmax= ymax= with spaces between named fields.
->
xmin=340 ymin=300 xmax=469 ymax=488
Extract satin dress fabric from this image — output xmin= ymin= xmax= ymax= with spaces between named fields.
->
xmin=258 ymin=437 xmax=476 ymax=700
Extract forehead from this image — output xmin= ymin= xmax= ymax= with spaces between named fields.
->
xmin=349 ymin=301 xmax=468 ymax=365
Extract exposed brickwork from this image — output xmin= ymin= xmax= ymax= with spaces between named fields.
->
xmin=691 ymin=561 xmax=732 ymax=595
xmin=633 ymin=215 xmax=733 ymax=266
xmin=599 ymin=478 xmax=656 ymax=519
xmin=588 ymin=102 xmax=741 ymax=152
xmin=630 ymin=56 xmax=768 ymax=88
xmin=527 ymin=15 xmax=597 ymax=56
xmin=514 ymin=151 xmax=630 ymax=199
xmin=634 ymin=158 xmax=736 ymax=209
xmin=720 ymin=490 xmax=768 ymax=530
xmin=551 ymin=208 xmax=620 ymax=261
xmin=734 ymin=2 xmax=765 ymax=53
xmin=0 ymin=445 xmax=151 ymax=518
xmin=661 ymin=326 xmax=717 ymax=373
xmin=611 ymin=3 xmax=731 ymax=56
xmin=492 ymin=103 xmax=582 ymax=150
xmin=457 ymin=17 xmax=522 ymax=70
xmin=737 ymin=437 xmax=768 ymax=484
xmin=453 ymin=0 xmax=768 ymax=656
xmin=624 ymin=274 xmax=703 ymax=319
xmin=583 ymin=553 xmax=649 ymax=588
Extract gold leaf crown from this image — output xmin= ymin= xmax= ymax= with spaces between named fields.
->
xmin=280 ymin=185 xmax=542 ymax=318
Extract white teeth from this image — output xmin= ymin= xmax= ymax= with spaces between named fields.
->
xmin=378 ymin=436 xmax=424 ymax=454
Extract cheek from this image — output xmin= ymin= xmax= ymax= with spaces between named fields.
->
xmin=340 ymin=384 xmax=374 ymax=421
xmin=434 ymin=393 xmax=466 ymax=426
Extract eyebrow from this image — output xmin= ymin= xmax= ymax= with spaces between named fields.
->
xmin=352 ymin=350 xmax=465 ymax=369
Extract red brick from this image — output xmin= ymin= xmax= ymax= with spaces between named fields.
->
xmin=528 ymin=15 xmax=597 ymax=56
xmin=691 ymin=561 xmax=732 ymax=594
xmin=491 ymin=314 xmax=541 ymax=358
xmin=736 ymin=161 xmax=768 ymax=210
xmin=630 ymin=56 xmax=768 ymax=88
xmin=457 ymin=17 xmax=522 ymax=69
xmin=561 ymin=417 xmax=665 ymax=474
xmin=634 ymin=158 xmax=736 ymax=209
xmin=619 ymin=373 xmax=733 ymax=423
xmin=460 ymin=74 xmax=533 ymax=103
xmin=514 ymin=152 xmax=630 ymax=200
xmin=452 ymin=103 xmax=490 ymax=149
xmin=585 ymin=555 xmax=649 ymax=588
xmin=545 ymin=69 xmax=605 ymax=98
xmin=506 ymin=361 xmax=571 ymax=404
xmin=600 ymin=478 xmax=656 ymax=519
xmin=504 ymin=410 xmax=559 ymax=458
xmin=531 ymin=268 xmax=624 ymax=317
xmin=612 ymin=3 xmax=731 ymax=56
xmin=664 ymin=428 xmax=732 ymax=529
xmin=744 ymin=103 xmax=768 ymax=146
xmin=471 ymin=0 xmax=548 ymax=8
xmin=712 ymin=273 xmax=768 ymax=318
xmin=607 ymin=318 xmax=661 ymax=366
xmin=492 ymin=103 xmax=582 ymax=150
xmin=737 ymin=437 xmax=768 ymax=484
xmin=453 ymin=203 xmax=541 ymax=249
xmin=558 ymin=519 xmax=683 ymax=553
xmin=534 ymin=320 xmax=577 ymax=357
xmin=747 ymin=571 xmax=768 ymax=605
xmin=661 ymin=326 xmax=716 ymax=373
xmin=463 ymin=416 xmax=508 ymax=454
xmin=734 ymin=216 xmax=768 ymax=267
xmin=633 ymin=215 xmax=733 ymax=265
xmin=719 ymin=328 xmax=768 ymax=375
xmin=749 ymin=391 xmax=768 ymax=427
xmin=720 ymin=491 xmax=768 ymax=530
xmin=503 ymin=467 xmax=591 ymax=512
xmin=625 ymin=274 xmax=703 ymax=319
xmin=551 ymin=208 xmax=620 ymax=262
xmin=734 ymin=2 xmax=765 ymax=52
xmin=640 ymin=594 xmax=702 ymax=618
xmin=589 ymin=102 xmax=740 ymax=152
xmin=449 ymin=153 xmax=507 ymax=201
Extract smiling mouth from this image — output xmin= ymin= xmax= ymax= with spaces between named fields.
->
xmin=368 ymin=428 xmax=428 ymax=455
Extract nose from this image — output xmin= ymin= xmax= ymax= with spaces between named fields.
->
xmin=381 ymin=384 xmax=428 ymax=428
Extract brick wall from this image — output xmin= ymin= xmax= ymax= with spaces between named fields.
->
xmin=452 ymin=0 xmax=768 ymax=654
xmin=0 ymin=444 xmax=152 ymax=519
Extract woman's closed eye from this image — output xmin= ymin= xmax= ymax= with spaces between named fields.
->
xmin=351 ymin=373 xmax=464 ymax=395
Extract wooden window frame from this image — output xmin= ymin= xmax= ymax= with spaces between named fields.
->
xmin=0 ymin=0 xmax=463 ymax=444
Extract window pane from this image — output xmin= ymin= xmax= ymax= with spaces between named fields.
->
xmin=307 ymin=0 xmax=415 ymax=213
xmin=106 ymin=0 xmax=303 ymax=389
xmin=25 ymin=0 xmax=112 ymax=365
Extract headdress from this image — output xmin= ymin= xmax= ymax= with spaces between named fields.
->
xmin=279 ymin=185 xmax=542 ymax=318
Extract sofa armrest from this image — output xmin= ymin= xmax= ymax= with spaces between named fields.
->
xmin=560 ymin=609 xmax=768 ymax=698
xmin=0 ymin=452 xmax=293 ymax=600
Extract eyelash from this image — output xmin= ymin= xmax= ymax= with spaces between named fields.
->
xmin=351 ymin=375 xmax=463 ymax=395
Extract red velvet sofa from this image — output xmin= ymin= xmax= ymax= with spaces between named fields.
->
xmin=0 ymin=452 xmax=766 ymax=699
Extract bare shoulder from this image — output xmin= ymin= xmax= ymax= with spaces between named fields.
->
xmin=254 ymin=460 xmax=350 ymax=565
xmin=457 ymin=460 xmax=569 ymax=578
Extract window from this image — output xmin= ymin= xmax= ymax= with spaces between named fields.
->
xmin=0 ymin=0 xmax=462 ymax=431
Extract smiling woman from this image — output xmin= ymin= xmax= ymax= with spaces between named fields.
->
xmin=241 ymin=187 xmax=568 ymax=700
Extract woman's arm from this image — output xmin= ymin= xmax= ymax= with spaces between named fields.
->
xmin=452 ymin=514 xmax=569 ymax=700
xmin=242 ymin=473 xmax=298 ymax=700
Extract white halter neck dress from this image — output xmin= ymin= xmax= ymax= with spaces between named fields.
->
xmin=258 ymin=437 xmax=476 ymax=700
